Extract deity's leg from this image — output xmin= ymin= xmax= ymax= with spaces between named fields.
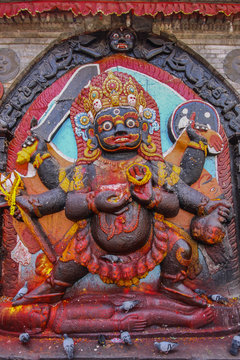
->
xmin=160 ymin=238 xmax=207 ymax=307
xmin=13 ymin=260 xmax=88 ymax=306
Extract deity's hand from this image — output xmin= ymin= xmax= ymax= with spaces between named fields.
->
xmin=186 ymin=122 xmax=208 ymax=145
xmin=203 ymin=199 xmax=232 ymax=223
xmin=13 ymin=205 xmax=23 ymax=221
xmin=15 ymin=195 xmax=42 ymax=218
xmin=17 ymin=135 xmax=47 ymax=165
xmin=94 ymin=190 xmax=131 ymax=214
xmin=127 ymin=164 xmax=153 ymax=206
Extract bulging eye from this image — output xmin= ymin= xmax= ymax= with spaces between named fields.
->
xmin=102 ymin=121 xmax=113 ymax=131
xmin=113 ymin=33 xmax=119 ymax=39
xmin=126 ymin=119 xmax=136 ymax=128
xmin=125 ymin=33 xmax=131 ymax=40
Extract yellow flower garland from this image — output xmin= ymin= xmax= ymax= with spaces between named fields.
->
xmin=126 ymin=163 xmax=152 ymax=186
xmin=0 ymin=172 xmax=24 ymax=215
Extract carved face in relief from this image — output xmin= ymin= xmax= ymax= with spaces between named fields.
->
xmin=0 ymin=48 xmax=20 ymax=83
xmin=109 ymin=29 xmax=135 ymax=52
xmin=0 ymin=55 xmax=10 ymax=74
xmin=224 ymin=49 xmax=240 ymax=83
xmin=94 ymin=106 xmax=146 ymax=152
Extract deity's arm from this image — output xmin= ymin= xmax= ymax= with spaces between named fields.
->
xmin=147 ymin=186 xmax=180 ymax=218
xmin=17 ymin=137 xmax=61 ymax=189
xmin=151 ymin=160 xmax=207 ymax=216
xmin=179 ymin=146 xmax=206 ymax=186
xmin=33 ymin=154 xmax=60 ymax=189
xmin=65 ymin=188 xmax=131 ymax=221
xmin=16 ymin=187 xmax=67 ymax=218
xmin=65 ymin=164 xmax=131 ymax=221
xmin=151 ymin=160 xmax=232 ymax=223
xmin=173 ymin=177 xmax=232 ymax=224
xmin=63 ymin=164 xmax=95 ymax=221
xmin=173 ymin=178 xmax=208 ymax=215
xmin=178 ymin=125 xmax=208 ymax=186
xmin=129 ymin=162 xmax=179 ymax=218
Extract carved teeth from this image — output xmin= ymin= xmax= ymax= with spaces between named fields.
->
xmin=115 ymin=137 xmax=128 ymax=142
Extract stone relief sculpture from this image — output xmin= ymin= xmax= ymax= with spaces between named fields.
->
xmin=0 ymin=29 xmax=238 ymax=337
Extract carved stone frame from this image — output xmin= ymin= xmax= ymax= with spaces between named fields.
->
xmin=0 ymin=29 xmax=240 ymax=295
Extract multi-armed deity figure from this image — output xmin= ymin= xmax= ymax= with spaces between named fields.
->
xmin=0 ymin=70 xmax=232 ymax=334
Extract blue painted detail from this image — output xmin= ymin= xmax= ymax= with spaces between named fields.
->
xmin=204 ymin=156 xmax=217 ymax=178
xmin=52 ymin=117 xmax=78 ymax=159
xmin=74 ymin=112 xmax=91 ymax=141
xmin=38 ymin=99 xmax=55 ymax=125
xmin=142 ymin=108 xmax=159 ymax=134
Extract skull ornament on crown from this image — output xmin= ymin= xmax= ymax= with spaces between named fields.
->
xmin=70 ymin=71 xmax=161 ymax=159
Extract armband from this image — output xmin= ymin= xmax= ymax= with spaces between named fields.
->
xmin=197 ymin=197 xmax=209 ymax=216
xmin=188 ymin=141 xmax=208 ymax=157
xmin=86 ymin=192 xmax=99 ymax=214
xmin=32 ymin=153 xmax=51 ymax=169
xmin=147 ymin=188 xmax=162 ymax=209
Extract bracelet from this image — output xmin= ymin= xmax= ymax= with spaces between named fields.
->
xmin=86 ymin=192 xmax=99 ymax=214
xmin=188 ymin=141 xmax=208 ymax=157
xmin=28 ymin=198 xmax=42 ymax=217
xmin=147 ymin=188 xmax=162 ymax=209
xmin=32 ymin=152 xmax=51 ymax=169
xmin=197 ymin=197 xmax=209 ymax=216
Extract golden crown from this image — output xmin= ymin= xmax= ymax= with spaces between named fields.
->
xmin=78 ymin=71 xmax=147 ymax=120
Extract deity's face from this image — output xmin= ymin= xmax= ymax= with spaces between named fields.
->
xmin=94 ymin=106 xmax=144 ymax=153
xmin=109 ymin=29 xmax=135 ymax=52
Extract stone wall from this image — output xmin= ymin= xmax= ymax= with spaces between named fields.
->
xmin=0 ymin=10 xmax=240 ymax=101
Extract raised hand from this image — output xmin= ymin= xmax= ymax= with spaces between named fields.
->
xmin=17 ymin=135 xmax=48 ymax=165
xmin=204 ymin=199 xmax=232 ymax=223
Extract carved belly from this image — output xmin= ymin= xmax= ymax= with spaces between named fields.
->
xmin=91 ymin=202 xmax=152 ymax=254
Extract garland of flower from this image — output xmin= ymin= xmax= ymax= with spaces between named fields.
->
xmin=0 ymin=172 xmax=24 ymax=215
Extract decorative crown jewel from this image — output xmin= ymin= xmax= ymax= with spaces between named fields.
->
xmin=79 ymin=71 xmax=147 ymax=120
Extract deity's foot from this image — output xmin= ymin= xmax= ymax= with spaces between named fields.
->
xmin=12 ymin=280 xmax=67 ymax=306
xmin=159 ymin=281 xmax=207 ymax=308
xmin=186 ymin=307 xmax=215 ymax=329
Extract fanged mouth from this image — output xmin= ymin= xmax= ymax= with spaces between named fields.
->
xmin=104 ymin=134 xmax=139 ymax=145
xmin=117 ymin=43 xmax=128 ymax=49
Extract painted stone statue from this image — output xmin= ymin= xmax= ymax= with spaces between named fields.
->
xmin=0 ymin=69 xmax=232 ymax=334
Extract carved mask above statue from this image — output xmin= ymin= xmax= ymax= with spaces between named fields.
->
xmin=109 ymin=28 xmax=135 ymax=52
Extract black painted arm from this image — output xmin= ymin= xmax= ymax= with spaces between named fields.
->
xmin=173 ymin=178 xmax=208 ymax=215
xmin=180 ymin=147 xmax=206 ymax=185
xmin=34 ymin=155 xmax=60 ymax=189
xmin=179 ymin=125 xmax=208 ymax=186
xmin=16 ymin=187 xmax=67 ymax=218
xmin=65 ymin=191 xmax=92 ymax=221
xmin=148 ymin=186 xmax=180 ymax=218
